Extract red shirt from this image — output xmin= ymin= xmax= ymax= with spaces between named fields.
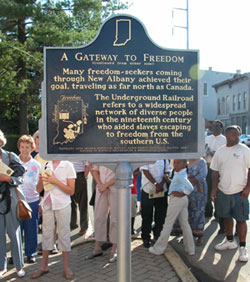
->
xmin=131 ymin=176 xmax=137 ymax=195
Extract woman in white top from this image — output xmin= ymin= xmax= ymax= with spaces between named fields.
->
xmin=17 ymin=135 xmax=41 ymax=263
xmin=31 ymin=160 xmax=76 ymax=280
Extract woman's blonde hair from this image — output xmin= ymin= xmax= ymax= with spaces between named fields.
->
xmin=32 ymin=130 xmax=39 ymax=140
xmin=0 ymin=130 xmax=7 ymax=147
xmin=17 ymin=135 xmax=36 ymax=151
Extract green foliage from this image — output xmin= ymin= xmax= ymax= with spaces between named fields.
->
xmin=0 ymin=0 xmax=129 ymax=134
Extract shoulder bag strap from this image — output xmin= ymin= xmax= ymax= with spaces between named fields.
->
xmin=9 ymin=153 xmax=21 ymax=200
xmin=8 ymin=152 xmax=11 ymax=164
xmin=14 ymin=187 xmax=21 ymax=200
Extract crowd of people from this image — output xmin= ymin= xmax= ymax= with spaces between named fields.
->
xmin=0 ymin=119 xmax=250 ymax=279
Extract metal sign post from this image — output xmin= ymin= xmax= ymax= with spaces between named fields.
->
xmin=115 ymin=162 xmax=133 ymax=282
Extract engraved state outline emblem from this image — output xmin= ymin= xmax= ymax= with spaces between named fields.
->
xmin=113 ymin=19 xmax=131 ymax=47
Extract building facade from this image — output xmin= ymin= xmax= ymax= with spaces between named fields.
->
xmin=213 ymin=73 xmax=250 ymax=134
xmin=199 ymin=67 xmax=234 ymax=123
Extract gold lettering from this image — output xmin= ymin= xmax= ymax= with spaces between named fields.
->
xmin=60 ymin=52 xmax=68 ymax=61
xmin=143 ymin=53 xmax=184 ymax=63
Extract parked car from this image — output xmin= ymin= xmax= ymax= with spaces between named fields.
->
xmin=205 ymin=130 xmax=212 ymax=137
xmin=240 ymin=134 xmax=250 ymax=146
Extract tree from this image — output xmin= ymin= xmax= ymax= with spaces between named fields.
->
xmin=0 ymin=0 xmax=129 ymax=135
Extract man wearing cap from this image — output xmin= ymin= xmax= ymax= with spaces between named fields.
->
xmin=211 ymin=125 xmax=250 ymax=262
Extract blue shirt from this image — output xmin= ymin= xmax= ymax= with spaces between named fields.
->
xmin=168 ymin=168 xmax=193 ymax=195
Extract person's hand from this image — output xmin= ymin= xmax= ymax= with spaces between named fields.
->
xmin=102 ymin=189 xmax=110 ymax=195
xmin=188 ymin=177 xmax=197 ymax=184
xmin=164 ymin=174 xmax=170 ymax=181
xmin=211 ymin=188 xmax=218 ymax=201
xmin=241 ymin=186 xmax=250 ymax=198
xmin=97 ymin=183 xmax=107 ymax=193
xmin=0 ymin=173 xmax=12 ymax=183
xmin=42 ymin=171 xmax=57 ymax=185
xmin=155 ymin=183 xmax=163 ymax=193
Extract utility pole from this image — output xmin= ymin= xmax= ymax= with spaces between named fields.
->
xmin=172 ymin=0 xmax=189 ymax=49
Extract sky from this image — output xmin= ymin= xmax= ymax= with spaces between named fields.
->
xmin=120 ymin=0 xmax=250 ymax=74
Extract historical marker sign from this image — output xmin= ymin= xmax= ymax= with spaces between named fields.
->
xmin=40 ymin=14 xmax=203 ymax=162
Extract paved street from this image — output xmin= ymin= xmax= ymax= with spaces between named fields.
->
xmin=3 ymin=235 xmax=186 ymax=282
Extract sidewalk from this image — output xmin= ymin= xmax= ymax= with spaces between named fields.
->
xmin=169 ymin=217 xmax=250 ymax=282
xmin=3 ymin=228 xmax=195 ymax=282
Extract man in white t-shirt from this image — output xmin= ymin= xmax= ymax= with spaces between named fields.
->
xmin=205 ymin=120 xmax=226 ymax=219
xmin=211 ymin=125 xmax=250 ymax=262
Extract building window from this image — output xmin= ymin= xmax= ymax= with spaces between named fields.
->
xmin=203 ymin=83 xmax=208 ymax=96
xmin=226 ymin=96 xmax=230 ymax=114
xmin=232 ymin=95 xmax=236 ymax=111
xmin=217 ymin=98 xmax=220 ymax=115
xmin=222 ymin=97 xmax=225 ymax=115
xmin=238 ymin=93 xmax=241 ymax=110
xmin=243 ymin=92 xmax=247 ymax=109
